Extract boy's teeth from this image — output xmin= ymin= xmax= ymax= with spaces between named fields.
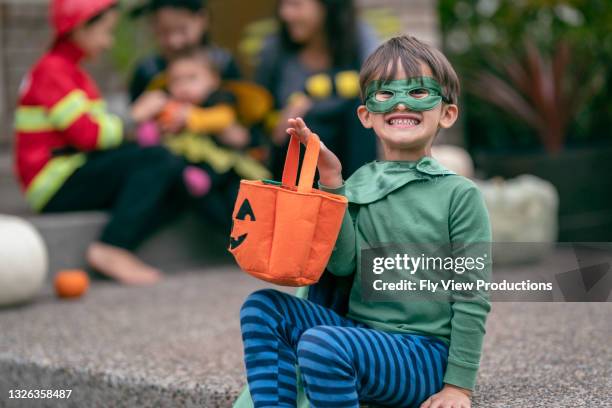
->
xmin=390 ymin=118 xmax=419 ymax=125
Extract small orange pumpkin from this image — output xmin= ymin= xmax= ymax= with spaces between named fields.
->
xmin=228 ymin=134 xmax=347 ymax=286
xmin=54 ymin=269 xmax=89 ymax=299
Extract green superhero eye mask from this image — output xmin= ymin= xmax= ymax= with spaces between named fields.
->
xmin=365 ymin=77 xmax=449 ymax=113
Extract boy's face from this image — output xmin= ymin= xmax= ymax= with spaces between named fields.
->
xmin=167 ymin=58 xmax=219 ymax=105
xmin=357 ymin=61 xmax=458 ymax=158
xmin=71 ymin=9 xmax=119 ymax=59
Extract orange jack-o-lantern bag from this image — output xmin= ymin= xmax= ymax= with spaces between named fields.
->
xmin=228 ymin=134 xmax=348 ymax=286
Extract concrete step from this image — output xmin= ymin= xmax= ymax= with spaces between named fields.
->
xmin=0 ymin=268 xmax=270 ymax=408
xmin=32 ymin=211 xmax=233 ymax=275
xmin=0 ymin=270 xmax=610 ymax=407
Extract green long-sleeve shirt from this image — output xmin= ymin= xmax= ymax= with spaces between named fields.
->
xmin=319 ymin=156 xmax=492 ymax=391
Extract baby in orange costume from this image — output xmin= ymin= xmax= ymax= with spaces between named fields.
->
xmin=132 ymin=47 xmax=268 ymax=197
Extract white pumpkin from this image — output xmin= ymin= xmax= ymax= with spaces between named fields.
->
xmin=432 ymin=145 xmax=475 ymax=178
xmin=0 ymin=215 xmax=48 ymax=306
xmin=476 ymin=175 xmax=559 ymax=264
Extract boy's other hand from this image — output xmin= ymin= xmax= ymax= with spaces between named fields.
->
xmin=420 ymin=384 xmax=471 ymax=408
xmin=286 ymin=117 xmax=343 ymax=189
xmin=131 ymin=91 xmax=168 ymax=123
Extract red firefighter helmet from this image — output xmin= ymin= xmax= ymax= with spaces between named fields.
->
xmin=50 ymin=0 xmax=118 ymax=38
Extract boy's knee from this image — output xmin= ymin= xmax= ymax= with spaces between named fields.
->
xmin=239 ymin=288 xmax=283 ymax=321
xmin=297 ymin=326 xmax=349 ymax=364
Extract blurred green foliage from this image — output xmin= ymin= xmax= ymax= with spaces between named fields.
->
xmin=439 ymin=0 xmax=612 ymax=152
xmin=109 ymin=0 xmax=155 ymax=79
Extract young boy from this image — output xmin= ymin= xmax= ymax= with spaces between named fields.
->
xmin=132 ymin=47 xmax=270 ymax=229
xmin=237 ymin=36 xmax=491 ymax=408
xmin=14 ymin=0 xmax=184 ymax=284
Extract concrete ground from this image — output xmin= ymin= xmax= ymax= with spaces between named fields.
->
xmin=0 ymin=267 xmax=610 ymax=408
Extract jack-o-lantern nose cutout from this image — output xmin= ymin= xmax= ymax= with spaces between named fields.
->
xmin=229 ymin=198 xmax=255 ymax=249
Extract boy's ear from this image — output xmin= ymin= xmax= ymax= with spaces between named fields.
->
xmin=439 ymin=103 xmax=459 ymax=129
xmin=357 ymin=105 xmax=374 ymax=128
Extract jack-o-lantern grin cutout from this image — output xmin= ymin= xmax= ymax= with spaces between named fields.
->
xmin=229 ymin=198 xmax=255 ymax=250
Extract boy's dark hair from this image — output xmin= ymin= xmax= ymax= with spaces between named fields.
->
xmin=85 ymin=4 xmax=120 ymax=27
xmin=359 ymin=35 xmax=460 ymax=105
xmin=167 ymin=46 xmax=218 ymax=74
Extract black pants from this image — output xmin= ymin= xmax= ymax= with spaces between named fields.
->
xmin=43 ymin=143 xmax=184 ymax=250
xmin=184 ymin=160 xmax=241 ymax=234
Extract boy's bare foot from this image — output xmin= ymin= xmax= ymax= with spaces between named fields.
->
xmin=86 ymin=242 xmax=162 ymax=285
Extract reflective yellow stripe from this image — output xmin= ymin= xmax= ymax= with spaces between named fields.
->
xmin=14 ymin=107 xmax=52 ymax=132
xmin=89 ymin=100 xmax=107 ymax=116
xmin=25 ymin=154 xmax=87 ymax=211
xmin=15 ymin=97 xmax=122 ymax=149
xmin=48 ymin=90 xmax=88 ymax=130
xmin=96 ymin=114 xmax=123 ymax=149
xmin=15 ymin=100 xmax=106 ymax=133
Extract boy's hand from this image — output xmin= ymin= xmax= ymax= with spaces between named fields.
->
xmin=420 ymin=384 xmax=472 ymax=408
xmin=131 ymin=91 xmax=168 ymax=123
xmin=286 ymin=117 xmax=342 ymax=188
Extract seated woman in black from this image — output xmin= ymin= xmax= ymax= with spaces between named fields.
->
xmin=255 ymin=0 xmax=380 ymax=179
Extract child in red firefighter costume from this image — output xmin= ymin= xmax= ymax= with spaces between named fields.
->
xmin=14 ymin=0 xmax=184 ymax=285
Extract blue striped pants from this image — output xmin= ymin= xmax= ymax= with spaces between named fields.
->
xmin=240 ymin=289 xmax=448 ymax=408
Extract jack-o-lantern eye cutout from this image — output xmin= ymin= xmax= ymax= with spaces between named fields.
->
xmin=229 ymin=198 xmax=255 ymax=250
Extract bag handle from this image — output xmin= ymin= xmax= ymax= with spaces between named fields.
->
xmin=281 ymin=133 xmax=320 ymax=193
xmin=281 ymin=136 xmax=300 ymax=187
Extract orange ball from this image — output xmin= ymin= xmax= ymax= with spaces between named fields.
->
xmin=54 ymin=269 xmax=89 ymax=299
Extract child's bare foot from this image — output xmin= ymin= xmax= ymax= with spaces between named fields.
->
xmin=86 ymin=242 xmax=162 ymax=285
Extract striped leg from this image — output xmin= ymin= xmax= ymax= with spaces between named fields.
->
xmin=297 ymin=326 xmax=449 ymax=408
xmin=239 ymin=289 xmax=363 ymax=408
